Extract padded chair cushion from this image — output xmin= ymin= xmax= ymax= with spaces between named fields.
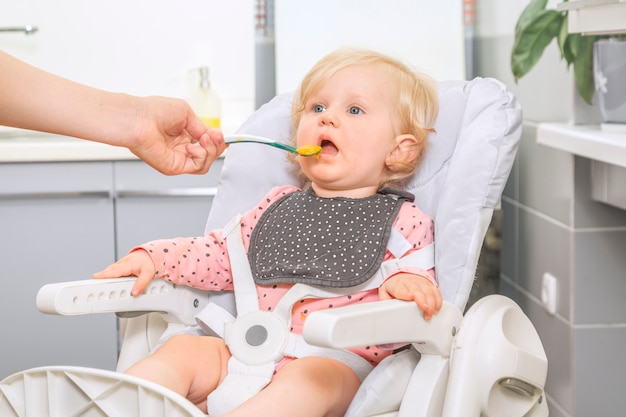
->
xmin=205 ymin=77 xmax=521 ymax=311
xmin=344 ymin=348 xmax=420 ymax=417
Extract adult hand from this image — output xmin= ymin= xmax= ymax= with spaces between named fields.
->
xmin=130 ymin=96 xmax=227 ymax=175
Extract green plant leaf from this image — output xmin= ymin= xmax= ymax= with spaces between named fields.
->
xmin=557 ymin=16 xmax=574 ymax=65
xmin=573 ymin=36 xmax=595 ymax=105
xmin=510 ymin=0 xmax=618 ymax=104
xmin=511 ymin=9 xmax=564 ymax=80
xmin=514 ymin=0 xmax=548 ymax=38
xmin=562 ymin=32 xmax=583 ymax=67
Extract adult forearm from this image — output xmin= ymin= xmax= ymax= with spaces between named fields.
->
xmin=1 ymin=50 xmax=225 ymax=175
xmin=0 ymin=50 xmax=140 ymax=146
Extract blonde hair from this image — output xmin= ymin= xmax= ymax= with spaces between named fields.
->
xmin=291 ymin=47 xmax=439 ymax=188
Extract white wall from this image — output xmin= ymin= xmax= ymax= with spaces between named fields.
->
xmin=475 ymin=0 xmax=563 ymax=37
xmin=0 ymin=0 xmax=255 ymax=132
xmin=274 ymin=0 xmax=466 ymax=94
xmin=476 ymin=0 xmax=526 ymax=37
xmin=1 ymin=1 xmax=472 ymax=129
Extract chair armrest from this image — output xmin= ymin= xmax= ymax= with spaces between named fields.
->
xmin=37 ymin=279 xmax=462 ymax=356
xmin=36 ymin=278 xmax=209 ymax=326
xmin=302 ymin=300 xmax=463 ymax=357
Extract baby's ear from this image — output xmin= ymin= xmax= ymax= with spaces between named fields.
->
xmin=385 ymin=134 xmax=420 ymax=171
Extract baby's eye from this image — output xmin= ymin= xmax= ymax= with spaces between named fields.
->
xmin=313 ymin=104 xmax=326 ymax=113
xmin=348 ymin=106 xmax=363 ymax=115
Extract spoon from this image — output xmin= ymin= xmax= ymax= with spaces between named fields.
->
xmin=224 ymin=134 xmax=322 ymax=157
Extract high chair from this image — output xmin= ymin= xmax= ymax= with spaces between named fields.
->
xmin=0 ymin=77 xmax=548 ymax=417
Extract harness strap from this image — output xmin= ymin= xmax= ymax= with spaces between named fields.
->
xmin=195 ymin=294 xmax=373 ymax=380
xmin=196 ymin=232 xmax=435 ymax=337
xmin=379 ymin=242 xmax=435 ymax=278
xmin=206 ymin=358 xmax=275 ymax=416
xmin=195 ymin=302 xmax=234 ymax=338
xmin=221 ymin=216 xmax=435 ymax=319
xmin=197 ymin=215 xmax=435 ymax=415
xmin=388 ymin=227 xmax=413 ymax=259
xmin=222 ymin=216 xmax=260 ymax=316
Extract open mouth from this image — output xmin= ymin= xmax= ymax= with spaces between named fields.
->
xmin=320 ymin=139 xmax=339 ymax=156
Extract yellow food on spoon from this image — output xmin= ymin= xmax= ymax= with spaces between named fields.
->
xmin=295 ymin=144 xmax=322 ymax=157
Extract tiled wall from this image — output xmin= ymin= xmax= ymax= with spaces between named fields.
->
xmin=474 ymin=3 xmax=626 ymax=416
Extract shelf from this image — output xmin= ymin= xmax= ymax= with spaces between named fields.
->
xmin=559 ymin=0 xmax=626 ymax=35
xmin=559 ymin=0 xmax=626 ymax=9
xmin=536 ymin=123 xmax=626 ymax=168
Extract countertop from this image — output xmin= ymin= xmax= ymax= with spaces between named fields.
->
xmin=537 ymin=123 xmax=626 ymax=168
xmin=0 ymin=127 xmax=138 ymax=163
xmin=0 ymin=126 xmax=235 ymax=163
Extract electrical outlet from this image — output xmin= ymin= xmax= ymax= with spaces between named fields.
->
xmin=541 ymin=273 xmax=558 ymax=315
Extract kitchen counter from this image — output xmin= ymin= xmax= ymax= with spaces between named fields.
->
xmin=0 ymin=126 xmax=235 ymax=163
xmin=537 ymin=123 xmax=626 ymax=168
xmin=0 ymin=127 xmax=137 ymax=163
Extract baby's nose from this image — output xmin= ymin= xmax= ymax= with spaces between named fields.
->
xmin=320 ymin=110 xmax=338 ymax=126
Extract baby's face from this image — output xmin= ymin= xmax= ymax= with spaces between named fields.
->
xmin=296 ymin=64 xmax=398 ymax=198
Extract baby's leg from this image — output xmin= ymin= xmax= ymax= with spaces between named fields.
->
xmin=224 ymin=356 xmax=361 ymax=417
xmin=123 ymin=334 xmax=230 ymax=413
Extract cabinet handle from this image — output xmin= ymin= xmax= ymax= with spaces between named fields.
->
xmin=0 ymin=25 xmax=38 ymax=35
xmin=0 ymin=191 xmax=112 ymax=200
xmin=115 ymin=187 xmax=218 ymax=198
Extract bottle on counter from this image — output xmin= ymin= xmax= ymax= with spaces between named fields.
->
xmin=187 ymin=66 xmax=221 ymax=128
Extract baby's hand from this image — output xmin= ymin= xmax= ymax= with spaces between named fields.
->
xmin=92 ymin=250 xmax=156 ymax=297
xmin=379 ymin=273 xmax=442 ymax=320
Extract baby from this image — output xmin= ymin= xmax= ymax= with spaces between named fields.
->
xmin=94 ymin=47 xmax=442 ymax=417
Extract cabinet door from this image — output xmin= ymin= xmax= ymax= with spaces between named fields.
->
xmin=0 ymin=162 xmax=118 ymax=379
xmin=113 ymin=159 xmax=223 ymax=257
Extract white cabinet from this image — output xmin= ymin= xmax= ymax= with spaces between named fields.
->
xmin=113 ymin=159 xmax=222 ymax=257
xmin=0 ymin=159 xmax=222 ymax=379
xmin=0 ymin=162 xmax=118 ymax=378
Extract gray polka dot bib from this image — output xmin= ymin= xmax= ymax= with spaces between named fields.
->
xmin=248 ymin=188 xmax=413 ymax=288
